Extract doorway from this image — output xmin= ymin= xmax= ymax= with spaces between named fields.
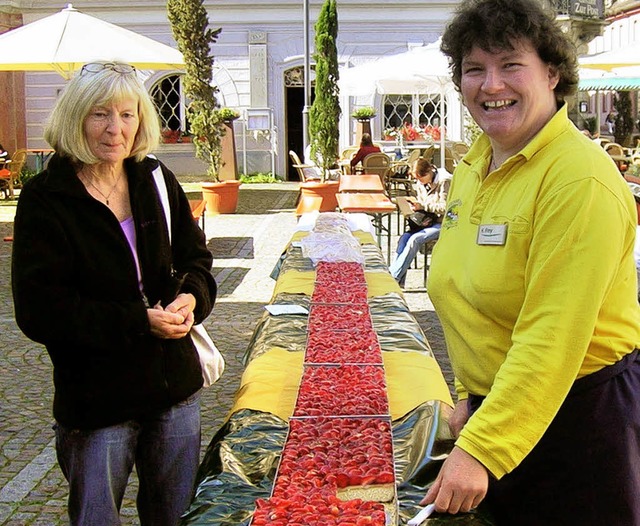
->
xmin=286 ymin=86 xmax=304 ymax=181
xmin=284 ymin=66 xmax=314 ymax=181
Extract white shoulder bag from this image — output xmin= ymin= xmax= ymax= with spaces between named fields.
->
xmin=151 ymin=165 xmax=224 ymax=387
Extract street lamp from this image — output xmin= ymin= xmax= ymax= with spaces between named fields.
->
xmin=302 ymin=0 xmax=311 ymax=154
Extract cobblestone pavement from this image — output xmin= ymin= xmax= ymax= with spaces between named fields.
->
xmin=0 ymin=182 xmax=451 ymax=525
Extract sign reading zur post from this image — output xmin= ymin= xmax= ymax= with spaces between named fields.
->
xmin=570 ymin=0 xmax=604 ymax=18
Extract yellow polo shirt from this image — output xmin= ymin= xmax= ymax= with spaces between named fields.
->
xmin=428 ymin=105 xmax=640 ymax=478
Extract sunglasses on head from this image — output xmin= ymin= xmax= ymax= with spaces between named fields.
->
xmin=80 ymin=62 xmax=136 ymax=76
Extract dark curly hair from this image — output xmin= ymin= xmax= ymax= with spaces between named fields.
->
xmin=440 ymin=0 xmax=579 ymax=102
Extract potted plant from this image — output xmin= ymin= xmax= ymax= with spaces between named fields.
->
xmin=351 ymin=106 xmax=377 ymax=146
xmin=614 ymin=91 xmax=635 ymax=147
xmin=304 ymin=0 xmax=340 ymax=212
xmin=167 ymin=0 xmax=241 ymax=214
xmin=218 ymin=108 xmax=240 ymax=182
xmin=351 ymin=106 xmax=377 ymax=121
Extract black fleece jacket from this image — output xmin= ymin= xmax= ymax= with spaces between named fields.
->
xmin=12 ymin=154 xmax=216 ymax=429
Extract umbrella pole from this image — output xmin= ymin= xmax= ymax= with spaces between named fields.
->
xmin=595 ymin=90 xmax=602 ymax=136
xmin=440 ymin=91 xmax=445 ymax=168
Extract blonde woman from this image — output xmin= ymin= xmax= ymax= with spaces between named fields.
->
xmin=12 ymin=62 xmax=216 ymax=525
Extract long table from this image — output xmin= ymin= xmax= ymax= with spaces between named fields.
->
xmin=182 ymin=214 xmax=495 ymax=526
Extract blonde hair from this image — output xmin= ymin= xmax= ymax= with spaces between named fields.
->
xmin=44 ymin=62 xmax=161 ymax=164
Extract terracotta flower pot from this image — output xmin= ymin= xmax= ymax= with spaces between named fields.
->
xmin=201 ymin=180 xmax=242 ymax=214
xmin=296 ymin=181 xmax=339 ymax=215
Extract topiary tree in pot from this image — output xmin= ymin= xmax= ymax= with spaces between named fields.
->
xmin=351 ymin=106 xmax=377 ymax=146
xmin=167 ymin=0 xmax=241 ymax=213
xmin=308 ymin=0 xmax=341 ymax=183
xmin=614 ymin=91 xmax=634 ymax=147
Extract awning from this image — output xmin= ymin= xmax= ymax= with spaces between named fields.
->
xmin=579 ymin=77 xmax=640 ymax=91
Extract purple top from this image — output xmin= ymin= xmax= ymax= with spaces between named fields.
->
xmin=120 ymin=216 xmax=143 ymax=292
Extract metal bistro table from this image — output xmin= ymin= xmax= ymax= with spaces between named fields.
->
xmin=337 ymin=192 xmax=396 ymax=262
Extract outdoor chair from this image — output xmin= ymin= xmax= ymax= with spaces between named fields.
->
xmin=432 ymin=146 xmax=457 ymax=174
xmin=340 ymin=146 xmax=358 ymax=161
xmin=406 ymin=149 xmax=421 ymax=165
xmin=604 ymin=142 xmax=629 ymax=172
xmin=0 ymin=148 xmax=27 ymax=199
xmin=362 ymin=152 xmax=392 ymax=193
xmin=388 ymin=149 xmax=419 ymax=197
xmin=605 ymin=142 xmax=626 ymax=156
xmin=419 ymin=146 xmax=436 ymax=164
xmin=289 ymin=150 xmax=322 ymax=182
xmin=593 ymin=137 xmax=611 ymax=149
xmin=451 ymin=142 xmax=469 ymax=160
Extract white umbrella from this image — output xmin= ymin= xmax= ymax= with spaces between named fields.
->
xmin=339 ymin=39 xmax=455 ymax=97
xmin=339 ymin=40 xmax=457 ymax=166
xmin=579 ymin=43 xmax=640 ymax=71
xmin=0 ymin=4 xmax=183 ymax=79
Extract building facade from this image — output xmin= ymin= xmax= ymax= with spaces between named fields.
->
xmin=580 ymin=0 xmax=640 ymax=138
xmin=0 ymin=0 xmax=618 ymax=178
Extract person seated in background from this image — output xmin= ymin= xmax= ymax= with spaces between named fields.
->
xmin=349 ymin=133 xmax=381 ymax=174
xmin=389 ymin=158 xmax=451 ymax=287
xmin=0 ymin=144 xmax=10 ymax=196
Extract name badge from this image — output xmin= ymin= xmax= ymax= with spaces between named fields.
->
xmin=477 ymin=224 xmax=508 ymax=245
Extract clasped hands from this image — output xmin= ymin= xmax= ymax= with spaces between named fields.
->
xmin=420 ymin=400 xmax=489 ymax=515
xmin=147 ymin=293 xmax=196 ymax=339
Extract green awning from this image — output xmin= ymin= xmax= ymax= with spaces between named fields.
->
xmin=579 ymin=77 xmax=640 ymax=91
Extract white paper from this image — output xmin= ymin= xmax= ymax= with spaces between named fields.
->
xmin=407 ymin=503 xmax=436 ymax=525
xmin=265 ymin=304 xmax=309 ymax=316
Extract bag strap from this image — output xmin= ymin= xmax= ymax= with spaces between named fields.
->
xmin=151 ymin=163 xmax=172 ymax=245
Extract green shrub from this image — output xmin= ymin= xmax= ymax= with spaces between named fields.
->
xmin=627 ymin=163 xmax=640 ymax=178
xmin=583 ymin=116 xmax=597 ymax=136
xmin=218 ymin=108 xmax=240 ymax=121
xmin=239 ymin=172 xmax=280 ymax=183
xmin=20 ymin=167 xmax=39 ymax=186
xmin=351 ymin=106 xmax=377 ymax=119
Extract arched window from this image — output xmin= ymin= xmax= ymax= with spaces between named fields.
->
xmin=150 ymin=74 xmax=187 ymax=143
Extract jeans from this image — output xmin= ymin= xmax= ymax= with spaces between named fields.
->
xmin=54 ymin=392 xmax=201 ymax=526
xmin=389 ymin=224 xmax=441 ymax=287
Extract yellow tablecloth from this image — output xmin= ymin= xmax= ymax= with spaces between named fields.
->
xmin=229 ymin=347 xmax=453 ymax=422
xmin=272 ymin=268 xmax=401 ymax=298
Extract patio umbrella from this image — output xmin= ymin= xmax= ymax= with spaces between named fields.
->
xmin=339 ymin=39 xmax=455 ymax=97
xmin=0 ymin=4 xmax=183 ymax=79
xmin=579 ymin=65 xmax=640 ymax=91
xmin=339 ymin=40 xmax=457 ymax=166
xmin=579 ymin=43 xmax=640 ymax=71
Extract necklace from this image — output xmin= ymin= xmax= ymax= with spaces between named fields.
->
xmin=83 ymin=170 xmax=124 ymax=206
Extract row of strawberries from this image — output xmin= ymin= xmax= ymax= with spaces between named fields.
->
xmin=252 ymin=261 xmax=396 ymax=525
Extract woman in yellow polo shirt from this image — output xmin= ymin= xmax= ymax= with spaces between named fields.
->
xmin=422 ymin=0 xmax=640 ymax=524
